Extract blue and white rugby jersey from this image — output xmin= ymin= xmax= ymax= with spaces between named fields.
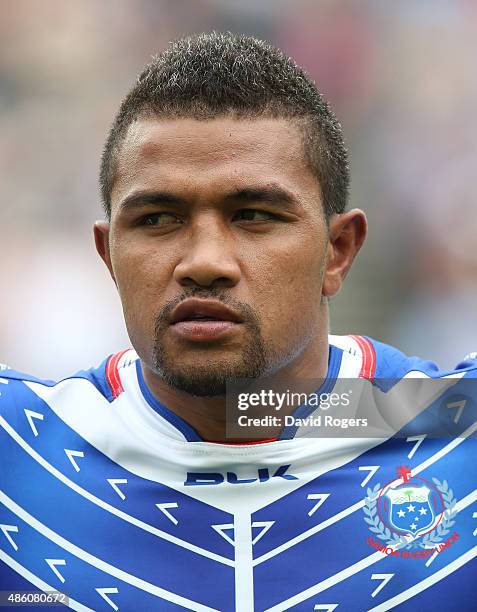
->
xmin=0 ymin=335 xmax=476 ymax=611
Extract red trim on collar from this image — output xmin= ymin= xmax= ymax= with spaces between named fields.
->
xmin=105 ymin=349 xmax=130 ymax=399
xmin=349 ymin=335 xmax=376 ymax=380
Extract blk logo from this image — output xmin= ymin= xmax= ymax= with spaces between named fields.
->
xmin=184 ymin=464 xmax=298 ymax=486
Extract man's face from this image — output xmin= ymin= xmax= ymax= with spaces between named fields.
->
xmin=103 ymin=117 xmax=331 ymax=395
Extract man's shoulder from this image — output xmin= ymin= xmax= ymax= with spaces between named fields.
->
xmin=330 ymin=334 xmax=477 ymax=381
xmin=0 ymin=348 xmax=139 ymax=406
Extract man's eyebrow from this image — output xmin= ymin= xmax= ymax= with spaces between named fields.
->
xmin=118 ymin=191 xmax=186 ymax=211
xmin=117 ymin=185 xmax=300 ymax=212
xmin=223 ymin=186 xmax=299 ymax=207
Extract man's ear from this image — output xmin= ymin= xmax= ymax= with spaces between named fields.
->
xmin=93 ymin=220 xmax=116 ymax=285
xmin=322 ymin=208 xmax=367 ymax=298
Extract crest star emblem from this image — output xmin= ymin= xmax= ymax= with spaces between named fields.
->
xmin=363 ymin=473 xmax=455 ymax=550
xmin=383 ymin=484 xmax=436 ymax=537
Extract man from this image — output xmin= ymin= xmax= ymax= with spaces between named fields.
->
xmin=0 ymin=32 xmax=476 ymax=611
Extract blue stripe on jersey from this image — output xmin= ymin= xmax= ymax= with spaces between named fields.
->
xmin=278 ymin=345 xmax=343 ymax=441
xmin=135 ymin=360 xmax=203 ymax=442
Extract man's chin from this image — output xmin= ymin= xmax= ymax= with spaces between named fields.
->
xmin=152 ymin=326 xmax=268 ymax=396
xmin=152 ymin=353 xmax=268 ymax=396
xmin=155 ymin=367 xmax=239 ymax=397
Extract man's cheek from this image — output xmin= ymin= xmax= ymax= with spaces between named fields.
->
xmin=259 ymin=299 xmax=299 ymax=337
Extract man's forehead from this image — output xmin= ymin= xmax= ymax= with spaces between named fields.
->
xmin=111 ymin=116 xmax=319 ymax=207
xmin=119 ymin=115 xmax=304 ymax=164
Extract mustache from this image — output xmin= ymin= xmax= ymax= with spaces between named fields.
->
xmin=154 ymin=288 xmax=261 ymax=330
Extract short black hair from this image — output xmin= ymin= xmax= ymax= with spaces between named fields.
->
xmin=99 ymin=32 xmax=349 ymax=219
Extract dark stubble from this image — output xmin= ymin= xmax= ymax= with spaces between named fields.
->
xmin=152 ymin=288 xmax=267 ymax=396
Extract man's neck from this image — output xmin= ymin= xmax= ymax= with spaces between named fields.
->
xmin=141 ymin=331 xmax=330 ymax=442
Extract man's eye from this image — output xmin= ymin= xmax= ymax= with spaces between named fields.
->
xmin=140 ymin=213 xmax=181 ymax=226
xmin=233 ymin=209 xmax=276 ymax=222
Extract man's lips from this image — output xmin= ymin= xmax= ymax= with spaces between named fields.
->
xmin=170 ymin=299 xmax=243 ymax=324
xmin=169 ymin=298 xmax=243 ymax=341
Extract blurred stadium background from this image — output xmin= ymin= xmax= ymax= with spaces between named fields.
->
xmin=1 ymin=0 xmax=476 ymax=378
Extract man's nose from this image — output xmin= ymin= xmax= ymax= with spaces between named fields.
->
xmin=173 ymin=218 xmax=241 ymax=288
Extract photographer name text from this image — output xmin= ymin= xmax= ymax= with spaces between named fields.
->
xmin=237 ymin=415 xmax=368 ymax=428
